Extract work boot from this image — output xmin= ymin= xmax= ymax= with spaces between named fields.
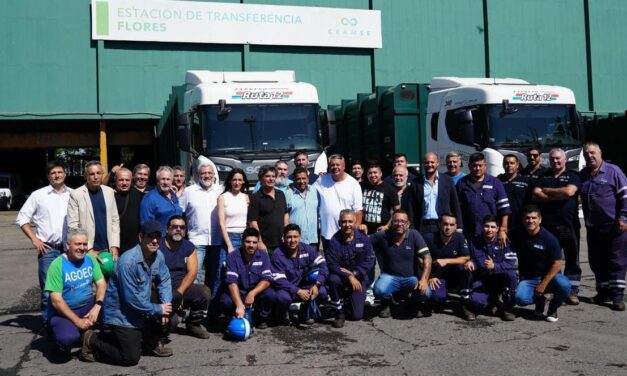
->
xmin=566 ymin=294 xmax=580 ymax=305
xmin=500 ymin=306 xmax=516 ymax=321
xmin=331 ymin=310 xmax=345 ymax=328
xmin=532 ymin=296 xmax=546 ymax=319
xmin=186 ymin=323 xmax=210 ymax=339
xmin=592 ymin=294 xmax=610 ymax=305
xmin=378 ymin=300 xmax=392 ymax=318
xmin=414 ymin=303 xmax=432 ymax=318
xmin=611 ymin=299 xmax=626 ymax=312
xmin=79 ymin=329 xmax=96 ymax=362
xmin=149 ymin=342 xmax=174 ymax=357
xmin=461 ymin=303 xmax=476 ymax=321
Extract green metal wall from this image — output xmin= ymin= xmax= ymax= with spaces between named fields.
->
xmin=1 ymin=0 xmax=626 ymax=120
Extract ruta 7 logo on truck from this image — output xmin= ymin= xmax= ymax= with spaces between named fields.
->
xmin=512 ymin=91 xmax=559 ymax=102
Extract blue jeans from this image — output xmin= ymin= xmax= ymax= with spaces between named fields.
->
xmin=194 ymin=244 xmax=225 ymax=295
xmin=39 ymin=249 xmax=61 ymax=320
xmin=373 ymin=273 xmax=431 ymax=302
xmin=227 ymin=232 xmax=242 ymax=250
xmin=515 ymin=274 xmax=571 ymax=312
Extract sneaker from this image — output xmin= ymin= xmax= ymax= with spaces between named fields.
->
xmin=378 ymin=302 xmax=392 ymax=318
xmin=149 ymin=342 xmax=174 ymax=357
xmin=545 ymin=310 xmax=559 ymax=323
xmin=611 ymin=300 xmax=626 ymax=311
xmin=461 ymin=304 xmax=476 ymax=321
xmin=365 ymin=293 xmax=375 ymax=307
xmin=79 ymin=330 xmax=96 ymax=362
xmin=186 ymin=324 xmax=210 ymax=339
xmin=566 ymin=294 xmax=580 ymax=305
xmin=331 ymin=312 xmax=345 ymax=328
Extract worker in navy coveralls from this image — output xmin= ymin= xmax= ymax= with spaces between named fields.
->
xmin=580 ymin=142 xmax=627 ymax=311
xmin=423 ymin=213 xmax=474 ymax=320
xmin=498 ymin=154 xmax=531 ymax=231
xmin=271 ymin=224 xmax=329 ymax=325
xmin=467 ymin=215 xmax=518 ymax=321
xmin=325 ymin=209 xmax=375 ymax=328
xmin=221 ymin=227 xmax=277 ymax=329
xmin=532 ymin=148 xmax=582 ymax=304
xmin=457 ymin=152 xmax=511 ymax=247
xmin=513 ymin=205 xmax=571 ymax=322
xmin=371 ymin=210 xmax=432 ymax=319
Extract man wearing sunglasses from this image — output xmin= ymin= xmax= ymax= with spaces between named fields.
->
xmin=522 ymin=147 xmax=548 ymax=180
xmin=160 ymin=215 xmax=211 ymax=338
xmin=81 ymin=220 xmax=173 ymax=366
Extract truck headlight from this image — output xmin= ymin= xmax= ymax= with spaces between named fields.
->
xmin=0 ymin=192 xmax=5 ymax=197
xmin=215 ymin=164 xmax=233 ymax=172
xmin=567 ymin=155 xmax=579 ymax=162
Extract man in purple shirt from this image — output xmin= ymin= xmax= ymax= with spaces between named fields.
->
xmin=580 ymin=142 xmax=627 ymax=311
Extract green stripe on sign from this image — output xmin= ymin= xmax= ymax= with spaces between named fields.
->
xmin=96 ymin=1 xmax=109 ymax=36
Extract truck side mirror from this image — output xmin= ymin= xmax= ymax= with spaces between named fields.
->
xmin=177 ymin=113 xmax=192 ymax=152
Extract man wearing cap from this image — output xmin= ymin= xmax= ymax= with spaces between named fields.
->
xmin=81 ymin=220 xmax=173 ymax=366
xmin=271 ymin=224 xmax=329 ymax=325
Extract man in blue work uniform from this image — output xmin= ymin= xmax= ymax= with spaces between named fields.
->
xmin=423 ymin=213 xmax=474 ymax=320
xmin=221 ymin=227 xmax=277 ymax=329
xmin=580 ymin=142 xmax=627 ymax=311
xmin=140 ymin=166 xmax=183 ymax=235
xmin=513 ymin=205 xmax=571 ymax=322
xmin=521 ymin=146 xmax=549 ymax=180
xmin=467 ymin=215 xmax=518 ymax=321
xmin=272 ymin=224 xmax=328 ymax=325
xmin=457 ymin=152 xmax=511 ymax=247
xmin=81 ymin=220 xmax=173 ymax=365
xmin=326 ymin=209 xmax=375 ymax=328
xmin=498 ymin=154 xmax=531 ymax=231
xmin=533 ymin=148 xmax=582 ymax=304
xmin=371 ymin=210 xmax=432 ymax=319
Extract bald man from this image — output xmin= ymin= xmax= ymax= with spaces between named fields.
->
xmin=114 ymin=167 xmax=145 ymax=253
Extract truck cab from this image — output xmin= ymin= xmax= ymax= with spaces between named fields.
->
xmin=178 ymin=70 xmax=322 ymax=184
xmin=426 ymin=77 xmax=583 ymax=175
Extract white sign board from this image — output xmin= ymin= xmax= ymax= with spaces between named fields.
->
xmin=91 ymin=0 xmax=382 ymax=48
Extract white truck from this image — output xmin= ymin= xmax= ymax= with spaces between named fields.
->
xmin=426 ymin=77 xmax=584 ymax=174
xmin=162 ymin=70 xmax=323 ymax=183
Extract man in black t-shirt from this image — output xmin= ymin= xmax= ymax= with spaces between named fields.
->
xmin=114 ymin=168 xmax=144 ymax=253
xmin=371 ymin=210 xmax=432 ymax=319
xmin=360 ymin=163 xmax=400 ymax=235
xmin=248 ymin=166 xmax=289 ymax=252
xmin=160 ymin=215 xmax=211 ymax=339
xmin=497 ymin=154 xmax=531 ymax=231
xmin=532 ymin=148 xmax=581 ymax=304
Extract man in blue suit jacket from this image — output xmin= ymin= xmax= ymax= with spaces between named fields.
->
xmin=412 ymin=153 xmax=463 ymax=235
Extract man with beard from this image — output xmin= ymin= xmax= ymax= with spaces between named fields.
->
xmin=314 ymin=154 xmax=363 ymax=250
xmin=414 ymin=152 xmax=462 ymax=236
xmin=132 ymin=164 xmax=152 ymax=193
xmin=140 ymin=166 xmax=183 ymax=235
xmin=290 ymin=151 xmax=318 ymax=184
xmin=248 ymin=165 xmax=289 ymax=252
xmin=384 ymin=153 xmax=419 ymax=185
xmin=371 ymin=210 xmax=432 ymax=319
xmin=67 ymin=161 xmax=120 ymax=260
xmin=498 ymin=155 xmax=531 ymax=231
xmin=160 ymin=215 xmax=211 ymax=338
xmin=113 ymin=167 xmax=144 ymax=253
xmin=253 ymin=160 xmax=293 ymax=193
xmin=179 ymin=161 xmax=223 ymax=296
xmin=522 ymin=147 xmax=548 ymax=180
xmin=392 ymin=166 xmax=417 ymax=227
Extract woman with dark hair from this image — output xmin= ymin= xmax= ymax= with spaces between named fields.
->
xmin=217 ymin=168 xmax=250 ymax=253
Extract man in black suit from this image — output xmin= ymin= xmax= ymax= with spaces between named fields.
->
xmin=413 ymin=152 xmax=463 ymax=235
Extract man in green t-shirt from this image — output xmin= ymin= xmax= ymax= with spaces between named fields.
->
xmin=45 ymin=228 xmax=107 ymax=352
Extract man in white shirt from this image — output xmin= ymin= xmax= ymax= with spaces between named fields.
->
xmin=179 ymin=160 xmax=223 ymax=295
xmin=16 ymin=160 xmax=74 ymax=321
xmin=314 ymin=154 xmax=363 ymax=250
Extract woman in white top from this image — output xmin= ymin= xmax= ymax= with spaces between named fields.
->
xmin=217 ymin=168 xmax=250 ymax=253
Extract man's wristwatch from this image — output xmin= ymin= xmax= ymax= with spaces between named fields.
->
xmin=95 ymin=300 xmax=104 ymax=306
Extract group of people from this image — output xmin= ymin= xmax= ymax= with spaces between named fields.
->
xmin=15 ymin=143 xmax=626 ymax=366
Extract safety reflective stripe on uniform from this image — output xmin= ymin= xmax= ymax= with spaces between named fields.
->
xmin=617 ymin=186 xmax=627 ymax=193
xmin=497 ymin=198 xmax=509 ymax=204
xmin=272 ymin=273 xmax=287 ymax=280
xmin=262 ymin=269 xmax=272 ymax=276
xmin=609 ymin=280 xmax=626 ymax=288
xmin=314 ymin=255 xmax=325 ymax=265
xmin=227 ymin=271 xmax=239 ymax=277
xmin=596 ymin=281 xmax=610 ymax=287
xmin=504 ymin=252 xmax=518 ymax=260
xmin=416 ymin=247 xmax=429 ymax=255
xmin=459 ymin=288 xmax=472 ymax=299
xmin=570 ymin=280 xmax=581 ymax=286
xmin=328 ymin=299 xmax=343 ymax=310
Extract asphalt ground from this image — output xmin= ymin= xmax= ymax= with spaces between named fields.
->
xmin=0 ymin=210 xmax=626 ymax=376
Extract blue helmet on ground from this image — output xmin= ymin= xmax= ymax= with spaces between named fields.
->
xmin=227 ymin=317 xmax=252 ymax=341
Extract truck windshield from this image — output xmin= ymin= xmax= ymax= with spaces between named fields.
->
xmin=0 ymin=177 xmax=8 ymax=188
xmin=486 ymin=104 xmax=580 ymax=149
xmin=201 ymin=104 xmax=320 ymax=154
